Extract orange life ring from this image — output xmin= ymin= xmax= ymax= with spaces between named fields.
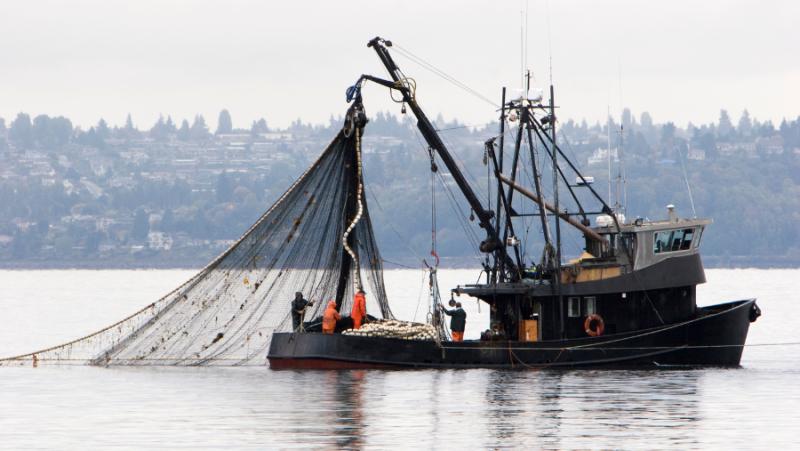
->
xmin=584 ymin=314 xmax=605 ymax=337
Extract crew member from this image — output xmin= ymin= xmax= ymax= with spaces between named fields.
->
xmin=351 ymin=289 xmax=367 ymax=329
xmin=443 ymin=301 xmax=467 ymax=342
xmin=291 ymin=292 xmax=313 ymax=331
xmin=322 ymin=300 xmax=341 ymax=334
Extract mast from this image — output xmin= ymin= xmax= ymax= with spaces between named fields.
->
xmin=549 ymin=84 xmax=564 ymax=339
xmin=366 ymin=37 xmax=515 ymax=273
xmin=525 ymin=121 xmax=552 ymax=256
xmin=521 ymin=71 xmax=554 ymax=264
xmin=493 ymin=87 xmax=507 ymax=283
xmin=335 ymin=102 xmax=366 ymax=310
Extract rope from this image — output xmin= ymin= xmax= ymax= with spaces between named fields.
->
xmin=435 ymin=170 xmax=482 ymax=255
xmin=438 ymin=132 xmax=488 ymax=202
xmin=441 ymin=300 xmax=760 ymax=352
xmin=410 ymin=128 xmax=481 ymax=258
xmin=412 ymin=267 xmax=427 ymax=322
xmin=393 ymin=43 xmax=498 ymax=108
xmin=435 ymin=124 xmax=489 ymax=132
xmin=12 ymin=341 xmax=798 ymax=364
xmin=342 ymin=127 xmax=365 ymax=291
xmin=442 ymin=341 xmax=800 ymax=352
xmin=381 ymin=258 xmax=418 ymax=270
xmin=508 ymin=347 xmax=568 ymax=369
xmin=430 ymin=147 xmax=439 ymax=267
xmin=677 ymin=144 xmax=698 ymax=217
xmin=390 ymin=77 xmax=417 ymax=104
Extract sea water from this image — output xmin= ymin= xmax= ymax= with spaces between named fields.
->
xmin=0 ymin=268 xmax=797 ymax=449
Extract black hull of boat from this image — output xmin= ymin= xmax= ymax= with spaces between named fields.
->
xmin=268 ymin=299 xmax=756 ymax=369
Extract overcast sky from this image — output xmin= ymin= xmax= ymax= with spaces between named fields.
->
xmin=1 ymin=0 xmax=797 ymax=130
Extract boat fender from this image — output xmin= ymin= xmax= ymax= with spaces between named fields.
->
xmin=749 ymin=303 xmax=761 ymax=323
xmin=584 ymin=314 xmax=605 ymax=337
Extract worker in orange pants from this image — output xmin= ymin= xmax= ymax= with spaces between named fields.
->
xmin=351 ymin=289 xmax=367 ymax=329
xmin=322 ymin=300 xmax=341 ymax=334
xmin=443 ymin=301 xmax=467 ymax=342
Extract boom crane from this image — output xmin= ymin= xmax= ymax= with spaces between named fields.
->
xmin=356 ymin=37 xmax=518 ymax=278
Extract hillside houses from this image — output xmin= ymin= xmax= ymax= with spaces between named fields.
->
xmin=1 ymin=109 xmax=799 ymax=267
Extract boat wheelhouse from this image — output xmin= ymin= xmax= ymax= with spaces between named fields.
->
xmin=458 ymin=212 xmax=713 ymax=342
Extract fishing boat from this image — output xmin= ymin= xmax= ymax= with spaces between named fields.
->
xmin=0 ymin=37 xmax=760 ymax=370
xmin=267 ymin=37 xmax=761 ymax=369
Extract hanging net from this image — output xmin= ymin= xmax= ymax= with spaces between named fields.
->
xmin=0 ymin=103 xmax=393 ymax=366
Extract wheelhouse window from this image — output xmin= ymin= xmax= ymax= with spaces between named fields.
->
xmin=654 ymin=228 xmax=695 ymax=254
xmin=583 ymin=296 xmax=596 ymax=315
xmin=568 ymin=297 xmax=580 ymax=317
xmin=680 ymin=229 xmax=694 ymax=250
xmin=695 ymin=227 xmax=704 ymax=248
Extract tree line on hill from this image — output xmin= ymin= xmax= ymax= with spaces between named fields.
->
xmin=0 ymin=107 xmax=798 ymax=268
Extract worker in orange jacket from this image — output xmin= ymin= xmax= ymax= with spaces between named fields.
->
xmin=351 ymin=290 xmax=367 ymax=329
xmin=322 ymin=300 xmax=341 ymax=334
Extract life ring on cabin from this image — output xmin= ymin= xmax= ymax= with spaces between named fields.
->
xmin=584 ymin=314 xmax=605 ymax=337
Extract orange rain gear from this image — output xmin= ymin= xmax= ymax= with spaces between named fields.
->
xmin=351 ymin=291 xmax=367 ymax=329
xmin=322 ymin=300 xmax=341 ymax=334
xmin=451 ymin=331 xmax=464 ymax=342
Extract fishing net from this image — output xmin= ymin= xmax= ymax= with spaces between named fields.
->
xmin=1 ymin=103 xmax=393 ymax=366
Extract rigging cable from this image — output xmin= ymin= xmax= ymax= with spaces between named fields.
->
xmin=436 ymin=170 xmax=483 ymax=257
xmin=678 ymin=145 xmax=698 ymax=217
xmin=430 ymin=147 xmax=440 ymax=267
xmin=380 ymin=258 xmax=417 ymax=270
xmin=411 ymin=128 xmax=483 ymax=257
xmin=438 ymin=131 xmax=490 ymax=203
xmin=412 ymin=266 xmax=428 ymax=322
xmin=435 ymin=123 xmax=491 ymax=133
xmin=366 ymin=186 xmax=426 ymax=263
xmin=392 ymin=44 xmax=499 ymax=108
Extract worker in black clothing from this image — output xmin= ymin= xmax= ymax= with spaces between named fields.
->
xmin=291 ymin=292 xmax=313 ymax=331
xmin=443 ymin=301 xmax=467 ymax=342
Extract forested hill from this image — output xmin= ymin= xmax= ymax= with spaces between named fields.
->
xmin=1 ymin=108 xmax=798 ymax=268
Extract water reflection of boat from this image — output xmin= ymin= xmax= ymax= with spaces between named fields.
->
xmin=268 ymin=37 xmax=760 ymax=369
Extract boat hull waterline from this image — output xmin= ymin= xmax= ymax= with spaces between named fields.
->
xmin=268 ymin=299 xmax=756 ymax=369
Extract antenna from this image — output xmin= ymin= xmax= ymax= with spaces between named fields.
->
xmin=520 ymin=0 xmax=531 ymax=93
xmin=523 ymin=0 xmax=530 ymax=82
xmin=545 ymin=0 xmax=553 ymax=84
xmin=606 ymin=106 xmax=612 ymax=205
xmin=520 ymin=9 xmax=524 ymax=92
xmin=620 ymin=123 xmax=626 ymax=214
xmin=617 ymin=59 xmax=627 ymax=215
xmin=613 ymin=120 xmax=622 ymax=214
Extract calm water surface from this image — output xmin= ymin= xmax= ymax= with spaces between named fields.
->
xmin=0 ymin=269 xmax=797 ymax=449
